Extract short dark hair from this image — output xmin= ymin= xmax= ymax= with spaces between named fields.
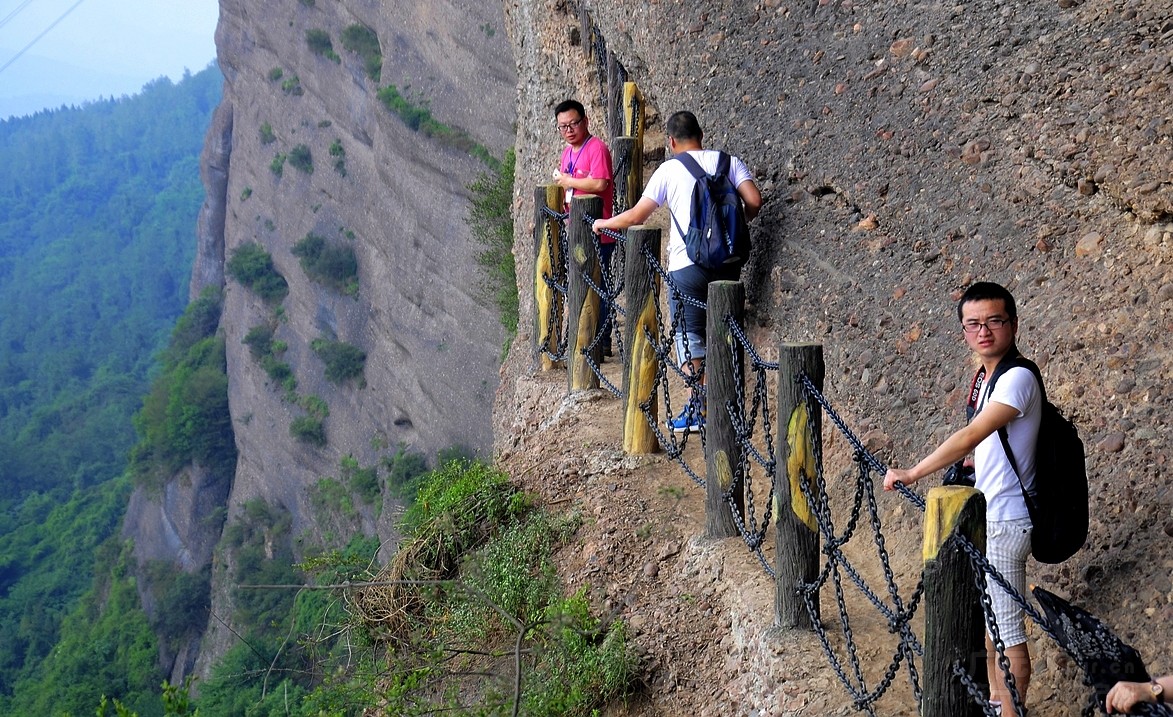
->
xmin=666 ymin=111 xmax=703 ymax=142
xmin=554 ymin=99 xmax=586 ymax=119
xmin=957 ymin=281 xmax=1017 ymax=321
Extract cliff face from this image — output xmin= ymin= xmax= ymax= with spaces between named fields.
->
xmin=123 ymin=0 xmax=516 ymax=680
xmin=494 ymin=0 xmax=1171 ymax=712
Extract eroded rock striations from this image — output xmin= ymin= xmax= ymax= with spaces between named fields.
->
xmin=123 ymin=0 xmax=516 ymax=682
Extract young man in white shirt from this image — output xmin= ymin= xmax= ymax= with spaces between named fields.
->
xmin=591 ymin=111 xmax=761 ymax=432
xmin=883 ymin=281 xmax=1041 ymax=714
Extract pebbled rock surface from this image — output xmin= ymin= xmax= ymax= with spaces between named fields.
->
xmin=498 ymin=0 xmax=1171 ymax=714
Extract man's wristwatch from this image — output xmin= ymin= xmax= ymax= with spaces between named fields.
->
xmin=1151 ymin=680 xmax=1164 ymax=704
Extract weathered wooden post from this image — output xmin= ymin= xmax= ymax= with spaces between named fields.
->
xmin=533 ymin=185 xmax=565 ymax=371
xmin=622 ymin=226 xmax=661 ymax=454
xmin=622 ymin=82 xmax=644 ymax=201
xmin=566 ymin=194 xmax=603 ymax=392
xmin=774 ymin=343 xmax=824 ymax=629
xmin=612 ymin=137 xmax=635 ymax=215
xmin=704 ymin=281 xmax=744 ymax=538
xmin=923 ymin=486 xmax=987 ymax=717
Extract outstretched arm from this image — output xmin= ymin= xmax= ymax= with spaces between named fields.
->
xmin=591 ymin=197 xmax=659 ymax=234
xmin=883 ymin=401 xmax=1019 ymax=491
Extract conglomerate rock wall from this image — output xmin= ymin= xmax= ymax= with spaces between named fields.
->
xmin=497 ymin=0 xmax=1171 ymax=709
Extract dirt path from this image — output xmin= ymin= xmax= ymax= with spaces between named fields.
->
xmin=500 ymin=358 xmax=949 ymax=716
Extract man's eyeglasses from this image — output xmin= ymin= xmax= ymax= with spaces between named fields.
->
xmin=557 ymin=118 xmax=584 ymax=133
xmin=961 ymin=318 xmax=1011 ymax=333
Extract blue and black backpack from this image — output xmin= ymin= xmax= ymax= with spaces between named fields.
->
xmin=670 ymin=152 xmax=752 ymax=270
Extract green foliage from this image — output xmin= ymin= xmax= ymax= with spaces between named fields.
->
xmin=242 ymin=323 xmax=275 ymax=358
xmin=267 ymin=67 xmax=284 ymax=82
xmin=306 ymin=29 xmax=341 ymax=63
xmin=269 ymin=151 xmax=286 ymax=176
xmin=281 ymin=75 xmax=303 ymax=96
xmin=290 ymin=415 xmax=326 ymax=446
xmin=329 ymin=139 xmax=347 ymax=176
xmin=375 ymin=84 xmax=499 ymax=169
xmin=143 ymin=562 xmax=212 ymax=647
xmin=468 ymin=147 xmax=517 ymax=352
xmin=0 ymin=67 xmax=220 ymax=710
xmin=521 ymin=591 xmax=639 ymax=716
xmin=343 ymin=462 xmax=637 ymax=716
xmin=340 ymin=24 xmax=382 ymax=82
xmin=341 ymin=454 xmax=380 ymax=505
xmin=258 ymin=121 xmax=275 ymax=144
xmin=0 ymin=67 xmax=219 ymax=502
xmin=310 ymin=338 xmax=366 ymax=384
xmin=383 ymin=442 xmax=428 ymax=504
xmin=226 ymin=242 xmax=288 ymax=302
xmin=288 ymin=143 xmax=313 ymax=174
xmin=239 ymin=186 xmax=252 ymax=200
xmin=4 ymin=538 xmax=165 ymax=716
xmin=445 ymin=513 xmax=568 ymax=640
xmin=292 ymin=232 xmax=358 ymax=294
xmin=399 ymin=459 xmax=524 ymax=538
xmin=299 ymin=393 xmax=329 ymax=419
xmin=129 ymin=289 xmax=236 ymax=487
xmin=311 ymin=477 xmax=356 ymax=518
xmin=298 ymin=0 xmax=315 ymax=5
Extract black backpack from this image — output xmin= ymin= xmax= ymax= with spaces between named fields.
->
xmin=967 ymin=354 xmax=1089 ymax=564
xmin=670 ymin=152 xmax=752 ymax=270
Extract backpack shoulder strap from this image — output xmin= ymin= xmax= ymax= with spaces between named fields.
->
xmin=673 ymin=152 xmax=707 ymax=180
xmin=715 ymin=151 xmax=731 ymax=178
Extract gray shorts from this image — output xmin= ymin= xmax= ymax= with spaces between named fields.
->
xmin=985 ymin=517 xmax=1033 ymax=647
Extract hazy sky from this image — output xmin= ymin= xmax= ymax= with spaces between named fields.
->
xmin=0 ymin=0 xmax=220 ymax=120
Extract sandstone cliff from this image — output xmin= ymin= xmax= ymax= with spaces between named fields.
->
xmin=123 ymin=0 xmax=517 ymax=681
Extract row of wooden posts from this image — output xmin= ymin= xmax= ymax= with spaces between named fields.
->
xmin=530 ymin=149 xmax=992 ymax=717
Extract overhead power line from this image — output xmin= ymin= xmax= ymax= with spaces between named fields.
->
xmin=0 ymin=0 xmax=41 ymax=31
xmin=0 ymin=0 xmax=87 ymax=76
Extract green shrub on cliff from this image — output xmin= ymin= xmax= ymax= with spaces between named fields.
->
xmin=288 ymin=143 xmax=313 ymax=174
xmin=226 ymin=242 xmax=288 ymax=302
xmin=310 ymin=338 xmax=366 ymax=384
xmin=375 ymin=84 xmax=498 ymax=169
xmin=305 ymin=29 xmax=340 ymax=63
xmin=341 ymin=24 xmax=382 ymax=82
xmin=293 ymin=232 xmax=358 ymax=294
xmin=468 ymin=148 xmax=517 ymax=355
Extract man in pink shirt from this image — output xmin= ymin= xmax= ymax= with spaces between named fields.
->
xmin=553 ymin=99 xmax=615 ymax=355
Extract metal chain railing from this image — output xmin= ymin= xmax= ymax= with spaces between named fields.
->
xmin=533 ymin=193 xmax=1128 ymax=716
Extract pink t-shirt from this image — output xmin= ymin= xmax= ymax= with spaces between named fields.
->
xmin=561 ymin=136 xmax=615 ymax=232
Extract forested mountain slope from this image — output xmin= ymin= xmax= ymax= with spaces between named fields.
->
xmin=0 ymin=67 xmax=221 ymax=713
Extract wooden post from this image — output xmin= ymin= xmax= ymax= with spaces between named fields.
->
xmin=774 ymin=343 xmax=824 ymax=629
xmin=612 ymin=137 xmax=635 ymax=215
xmin=704 ymin=281 xmax=744 ymax=538
xmin=622 ymin=82 xmax=644 ymax=195
xmin=533 ymin=185 xmax=565 ymax=370
xmin=923 ymin=486 xmax=987 ymax=717
xmin=622 ymin=226 xmax=661 ymax=454
xmin=606 ymin=52 xmax=624 ymax=141
xmin=567 ymin=194 xmax=603 ymax=392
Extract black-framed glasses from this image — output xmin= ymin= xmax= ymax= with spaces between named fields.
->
xmin=961 ymin=318 xmax=1010 ymax=333
xmin=556 ymin=118 xmax=584 ymax=133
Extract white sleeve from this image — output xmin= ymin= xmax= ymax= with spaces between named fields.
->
xmin=989 ymin=366 xmax=1039 ymax=417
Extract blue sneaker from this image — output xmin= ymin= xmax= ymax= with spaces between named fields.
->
xmin=668 ymin=400 xmax=706 ymax=434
